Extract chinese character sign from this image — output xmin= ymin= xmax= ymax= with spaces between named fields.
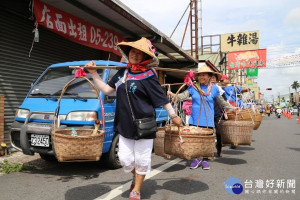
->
xmin=243 ymin=178 xmax=296 ymax=195
xmin=34 ymin=0 xmax=126 ymax=56
xmin=246 ymin=68 xmax=258 ymax=79
xmin=227 ymin=49 xmax=267 ymax=70
xmin=221 ymin=31 xmax=260 ymax=52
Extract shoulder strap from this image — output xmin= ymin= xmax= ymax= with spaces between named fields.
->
xmin=125 ymin=80 xmax=136 ymax=121
xmin=150 ymin=68 xmax=158 ymax=77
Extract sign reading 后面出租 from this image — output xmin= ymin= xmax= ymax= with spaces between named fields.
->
xmin=221 ymin=31 xmax=259 ymax=52
xmin=33 ymin=0 xmax=126 ymax=56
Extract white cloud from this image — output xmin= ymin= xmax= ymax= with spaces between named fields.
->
xmin=281 ymin=67 xmax=300 ymax=76
xmin=295 ymin=48 xmax=300 ymax=54
xmin=284 ymin=7 xmax=300 ymax=25
xmin=257 ymin=67 xmax=300 ymax=97
xmin=122 ymin=0 xmax=300 ymax=98
xmin=284 ymin=7 xmax=300 ymax=31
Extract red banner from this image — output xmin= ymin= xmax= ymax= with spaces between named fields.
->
xmin=33 ymin=0 xmax=126 ymax=56
xmin=227 ymin=49 xmax=267 ymax=70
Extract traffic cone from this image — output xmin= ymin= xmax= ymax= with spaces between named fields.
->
xmin=298 ymin=114 xmax=300 ymax=123
xmin=289 ymin=112 xmax=293 ymax=119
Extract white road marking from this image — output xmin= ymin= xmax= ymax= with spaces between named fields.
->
xmin=94 ymin=158 xmax=182 ymax=200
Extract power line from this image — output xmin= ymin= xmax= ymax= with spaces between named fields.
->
xmin=170 ymin=2 xmax=191 ymax=38
xmin=260 ymin=65 xmax=300 ymax=69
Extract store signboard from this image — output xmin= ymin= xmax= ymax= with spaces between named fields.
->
xmin=227 ymin=49 xmax=266 ymax=70
xmin=221 ymin=31 xmax=259 ymax=52
xmin=34 ymin=0 xmax=126 ymax=56
xmin=246 ymin=68 xmax=258 ymax=79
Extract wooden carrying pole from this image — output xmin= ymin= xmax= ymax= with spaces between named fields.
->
xmin=69 ymin=66 xmax=191 ymax=74
xmin=161 ymin=83 xmax=185 ymax=87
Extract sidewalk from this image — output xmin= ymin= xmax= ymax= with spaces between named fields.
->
xmin=0 ymin=150 xmax=40 ymax=164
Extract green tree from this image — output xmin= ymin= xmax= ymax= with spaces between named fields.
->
xmin=291 ymin=81 xmax=300 ymax=92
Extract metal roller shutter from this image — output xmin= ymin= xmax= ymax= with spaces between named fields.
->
xmin=0 ymin=9 xmax=114 ymax=145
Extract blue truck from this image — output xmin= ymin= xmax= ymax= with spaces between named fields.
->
xmin=9 ymin=60 xmax=168 ymax=168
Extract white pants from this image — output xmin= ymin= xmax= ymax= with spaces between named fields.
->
xmin=118 ymin=135 xmax=153 ymax=175
xmin=186 ymin=115 xmax=190 ymax=125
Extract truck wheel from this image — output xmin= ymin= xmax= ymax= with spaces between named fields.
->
xmin=103 ymin=134 xmax=121 ymax=169
xmin=39 ymin=153 xmax=57 ymax=162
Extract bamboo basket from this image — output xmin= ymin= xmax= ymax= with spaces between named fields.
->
xmin=52 ymin=129 xmax=104 ymax=162
xmin=227 ymin=108 xmax=255 ymax=121
xmin=219 ymin=120 xmax=254 ymax=146
xmin=253 ymin=110 xmax=262 ymax=130
xmin=52 ymin=76 xmax=105 ymax=162
xmin=163 ymin=83 xmax=215 ymax=160
xmin=164 ymin=132 xmax=215 ymax=160
xmin=154 ymin=127 xmax=172 ymax=159
xmin=165 ymin=125 xmax=214 ymax=136
xmin=227 ymin=108 xmax=262 ymax=130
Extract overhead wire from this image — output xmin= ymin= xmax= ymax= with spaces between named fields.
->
xmin=259 ymin=65 xmax=300 ymax=69
xmin=170 ymin=2 xmax=191 ymax=38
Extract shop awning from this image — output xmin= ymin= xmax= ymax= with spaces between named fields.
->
xmin=39 ymin=0 xmax=198 ymax=69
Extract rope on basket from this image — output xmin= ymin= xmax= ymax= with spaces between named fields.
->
xmin=236 ymin=87 xmax=255 ymax=125
xmin=171 ymin=83 xmax=187 ymax=151
xmin=192 ymin=83 xmax=215 ymax=133
xmin=52 ymin=76 xmax=105 ymax=132
xmin=171 ymin=82 xmax=216 ymax=154
xmin=217 ymin=84 xmax=235 ymax=124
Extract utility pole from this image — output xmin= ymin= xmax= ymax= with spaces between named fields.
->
xmin=189 ymin=0 xmax=202 ymax=59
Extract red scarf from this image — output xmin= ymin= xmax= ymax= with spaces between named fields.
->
xmin=126 ymin=59 xmax=152 ymax=72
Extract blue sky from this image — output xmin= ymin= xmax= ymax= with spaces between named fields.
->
xmin=122 ymin=0 xmax=300 ymax=102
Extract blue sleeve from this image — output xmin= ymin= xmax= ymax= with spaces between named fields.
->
xmin=236 ymin=86 xmax=242 ymax=94
xmin=211 ymin=85 xmax=220 ymax=99
xmin=187 ymin=85 xmax=194 ymax=96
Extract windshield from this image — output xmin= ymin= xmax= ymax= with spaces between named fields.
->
xmin=29 ymin=66 xmax=103 ymax=98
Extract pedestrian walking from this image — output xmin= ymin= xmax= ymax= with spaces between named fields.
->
xmin=86 ymin=37 xmax=181 ymax=200
xmin=220 ymin=75 xmax=249 ymax=107
xmin=167 ymin=65 xmax=237 ymax=170
xmin=210 ymin=74 xmax=237 ymax=157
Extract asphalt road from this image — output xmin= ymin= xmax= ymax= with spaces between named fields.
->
xmin=0 ymin=114 xmax=299 ymax=200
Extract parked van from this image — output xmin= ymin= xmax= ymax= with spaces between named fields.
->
xmin=9 ymin=60 xmax=168 ymax=168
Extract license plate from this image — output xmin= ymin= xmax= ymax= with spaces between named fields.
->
xmin=31 ymin=134 xmax=50 ymax=147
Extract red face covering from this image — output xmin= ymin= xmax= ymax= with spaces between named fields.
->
xmin=126 ymin=59 xmax=152 ymax=72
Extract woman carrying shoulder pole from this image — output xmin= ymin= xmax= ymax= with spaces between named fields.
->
xmin=86 ymin=37 xmax=181 ymax=200
xmin=167 ymin=65 xmax=238 ymax=170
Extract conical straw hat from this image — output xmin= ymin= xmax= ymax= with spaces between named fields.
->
xmin=117 ymin=37 xmax=156 ymax=58
xmin=197 ymin=65 xmax=222 ymax=81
